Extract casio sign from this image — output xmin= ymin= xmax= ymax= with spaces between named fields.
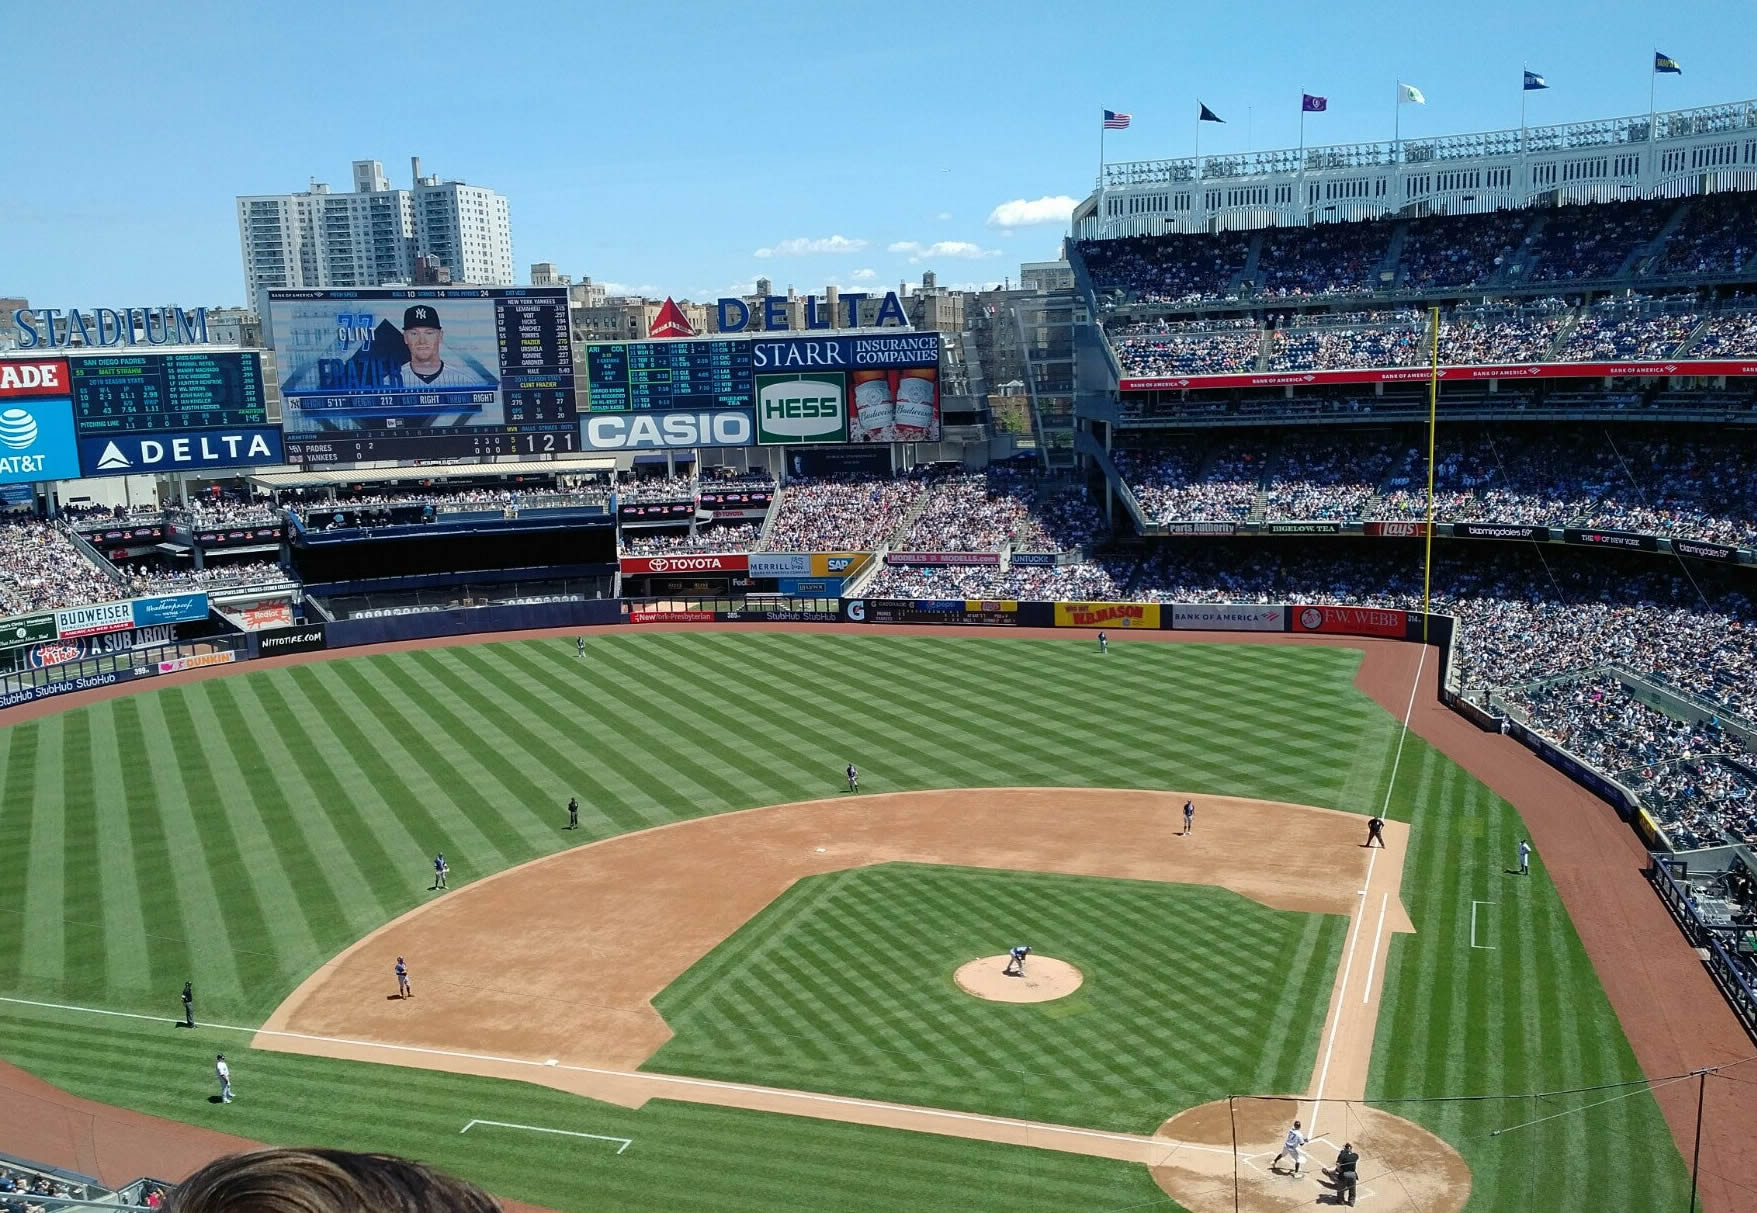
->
xmin=582 ymin=410 xmax=753 ymax=450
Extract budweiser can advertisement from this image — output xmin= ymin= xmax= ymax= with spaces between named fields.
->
xmin=892 ymin=367 xmax=937 ymax=440
xmin=851 ymin=369 xmax=894 ymax=438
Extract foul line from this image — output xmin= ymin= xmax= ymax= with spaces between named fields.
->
xmin=460 ymin=1118 xmax=630 ymax=1154
xmin=0 ymin=993 xmax=1230 ymax=1160
xmin=1311 ymin=643 xmax=1426 ymax=1137
xmin=1470 ymin=901 xmax=1497 ymax=950
xmin=1362 ymin=893 xmax=1390 ymax=1005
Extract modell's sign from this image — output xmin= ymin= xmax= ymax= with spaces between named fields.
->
xmin=618 ymin=553 xmax=750 ymax=576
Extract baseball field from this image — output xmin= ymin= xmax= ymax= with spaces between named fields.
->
xmin=0 ymin=629 xmax=1701 ymax=1209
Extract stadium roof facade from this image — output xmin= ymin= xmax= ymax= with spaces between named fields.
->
xmin=1077 ymin=98 xmax=1757 ymax=240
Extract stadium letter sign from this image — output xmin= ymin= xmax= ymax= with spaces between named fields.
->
xmin=11 ymin=306 xmax=209 ymax=350
xmin=715 ymin=292 xmax=910 ymax=333
xmin=582 ymin=409 xmax=753 ymax=450
xmin=755 ymin=374 xmax=848 ymax=444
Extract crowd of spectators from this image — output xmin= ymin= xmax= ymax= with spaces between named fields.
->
xmin=1650 ymin=192 xmax=1757 ymax=278
xmin=1622 ymin=757 xmax=1757 ymax=850
xmin=1555 ymin=301 xmax=1700 ymax=361
xmin=0 ymin=520 xmax=123 ymax=613
xmin=173 ymin=500 xmax=284 ymax=528
xmin=1251 ymin=220 xmax=1391 ymax=299
xmin=1398 ymin=210 xmax=1530 ymax=290
xmin=1108 ymin=318 xmax=1260 ymax=375
xmin=1689 ymin=309 xmax=1757 ymax=357
xmin=864 ymin=560 xmax=1126 ymax=601
xmin=1525 ymin=199 xmax=1670 ymax=282
xmin=897 ymin=468 xmax=1106 ymax=552
xmin=763 ymin=474 xmax=926 ymax=552
xmin=131 ymin=560 xmax=296 ymax=594
xmin=1080 ymin=231 xmax=1251 ymax=304
xmin=621 ymin=522 xmax=763 ymax=555
xmin=1116 ymin=443 xmax=1264 ymax=522
xmin=0 ymin=1160 xmax=91 ymax=1209
xmin=1262 ymin=434 xmax=1402 ymax=519
xmin=618 ymin=476 xmax=697 ymax=503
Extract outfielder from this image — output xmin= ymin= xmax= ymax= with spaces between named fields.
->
xmin=1272 ymin=1119 xmax=1307 ymax=1175
xmin=1183 ymin=800 xmax=1195 ymax=835
xmin=215 ymin=1054 xmax=233 ymax=1104
xmin=395 ymin=956 xmax=412 ymax=999
xmin=567 ymin=797 xmax=580 ymax=830
xmin=846 ymin=763 xmax=859 ymax=793
xmin=1003 ymin=945 xmax=1031 ymax=976
xmin=181 ymin=980 xmax=195 ymax=1028
xmin=1098 ymin=630 xmax=1108 ymax=654
xmin=432 ymin=851 xmax=448 ymax=890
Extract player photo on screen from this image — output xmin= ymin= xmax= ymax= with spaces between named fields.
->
xmin=270 ymin=295 xmax=503 ymax=434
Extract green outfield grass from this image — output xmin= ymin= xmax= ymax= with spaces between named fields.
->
xmin=646 ymin=863 xmax=1347 ymax=1132
xmin=0 ymin=631 xmax=1696 ymax=1210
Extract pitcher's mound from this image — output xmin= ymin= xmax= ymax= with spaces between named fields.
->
xmin=953 ymin=956 xmax=1083 ymax=1003
xmin=1148 ymin=1097 xmax=1471 ymax=1212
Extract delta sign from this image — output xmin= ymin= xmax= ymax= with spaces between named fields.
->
xmin=715 ymin=292 xmax=910 ymax=333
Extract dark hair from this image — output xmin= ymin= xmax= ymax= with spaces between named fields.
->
xmin=168 ymin=1148 xmax=500 ymax=1213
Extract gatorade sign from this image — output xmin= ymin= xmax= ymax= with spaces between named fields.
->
xmin=755 ymin=373 xmax=848 ymax=445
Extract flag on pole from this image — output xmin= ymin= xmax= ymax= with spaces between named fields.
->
xmin=1523 ymin=70 xmax=1548 ymax=91
xmin=1398 ymin=83 xmax=1426 ymax=105
xmin=1198 ymin=102 xmax=1224 ymax=123
xmin=1301 ymin=94 xmax=1328 ymax=112
xmin=1102 ymin=110 xmax=1131 ymax=129
xmin=1654 ymin=51 xmax=1682 ymax=74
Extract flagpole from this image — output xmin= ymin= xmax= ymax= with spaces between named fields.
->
xmin=1195 ymin=106 xmax=1201 ymax=181
xmin=1299 ymin=91 xmax=1307 ymax=223
xmin=1394 ymin=80 xmax=1401 ymax=155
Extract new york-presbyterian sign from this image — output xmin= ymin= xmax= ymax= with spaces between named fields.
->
xmin=11 ymin=307 xmax=211 ymax=350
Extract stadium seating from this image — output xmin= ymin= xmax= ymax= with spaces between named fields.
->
xmin=0 ymin=520 xmax=127 ymax=613
xmin=621 ymin=522 xmax=763 ymax=555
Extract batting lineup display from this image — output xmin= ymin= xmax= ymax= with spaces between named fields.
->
xmin=267 ymin=287 xmax=577 ymax=464
xmin=67 ymin=352 xmax=267 ymax=435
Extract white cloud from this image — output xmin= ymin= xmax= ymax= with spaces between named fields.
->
xmin=887 ymin=240 xmax=1002 ymax=262
xmin=936 ymin=211 xmax=953 ymax=221
xmin=985 ymin=195 xmax=1078 ymax=228
xmin=753 ymin=234 xmax=868 ymax=258
xmin=851 ymin=267 xmax=877 ymax=281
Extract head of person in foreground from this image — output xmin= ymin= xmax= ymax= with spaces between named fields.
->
xmin=168 ymin=1147 xmax=500 ymax=1213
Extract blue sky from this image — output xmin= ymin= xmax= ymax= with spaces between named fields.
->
xmin=6 ymin=0 xmax=1753 ymax=307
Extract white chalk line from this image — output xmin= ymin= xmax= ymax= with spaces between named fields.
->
xmin=1362 ymin=894 xmax=1390 ymax=1005
xmin=1310 ymin=642 xmax=1426 ymax=1137
xmin=1470 ymin=901 xmax=1497 ymax=950
xmin=0 ymin=993 xmax=1232 ymax=1160
xmin=460 ymin=1118 xmax=630 ymax=1154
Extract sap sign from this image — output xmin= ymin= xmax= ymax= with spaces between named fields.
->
xmin=755 ymin=374 xmax=848 ymax=445
xmin=715 ymin=292 xmax=909 ymax=333
xmin=0 ymin=362 xmax=82 ymax=484
xmin=581 ymin=409 xmax=754 ymax=450
xmin=77 ymin=427 xmax=285 ymax=478
xmin=12 ymin=306 xmax=209 ymax=350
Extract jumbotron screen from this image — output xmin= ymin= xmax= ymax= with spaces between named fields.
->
xmin=267 ymin=288 xmax=577 ymax=464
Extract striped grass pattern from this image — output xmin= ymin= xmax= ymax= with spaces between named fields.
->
xmin=0 ymin=634 xmax=1384 ymax=1023
xmin=0 ymin=631 xmax=1695 ymax=1208
xmin=648 ymin=863 xmax=1348 ymax=1132
xmin=0 ymin=1002 xmax=1163 ymax=1213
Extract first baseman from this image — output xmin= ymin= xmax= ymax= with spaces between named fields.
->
xmin=395 ymin=956 xmax=412 ymax=999
xmin=1183 ymin=800 xmax=1195 ymax=835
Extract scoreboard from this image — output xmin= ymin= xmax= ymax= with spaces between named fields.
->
xmin=268 ymin=287 xmax=579 ymax=464
xmin=585 ymin=339 xmax=752 ymax=411
xmin=68 ymin=352 xmax=267 ymax=435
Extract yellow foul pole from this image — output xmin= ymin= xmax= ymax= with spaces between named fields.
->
xmin=1423 ymin=306 xmax=1440 ymax=645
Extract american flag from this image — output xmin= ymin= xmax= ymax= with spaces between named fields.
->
xmin=1102 ymin=110 xmax=1131 ymax=129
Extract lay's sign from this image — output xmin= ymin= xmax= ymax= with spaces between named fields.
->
xmin=1054 ymin=602 xmax=1161 ymax=629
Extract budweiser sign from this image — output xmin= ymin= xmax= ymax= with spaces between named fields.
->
xmin=619 ymin=553 xmax=749 ymax=576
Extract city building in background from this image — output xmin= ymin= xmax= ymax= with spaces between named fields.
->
xmin=236 ymin=157 xmax=513 ymax=302
xmin=531 ymin=263 xmax=572 ymax=287
xmin=0 ymin=298 xmax=27 ymax=351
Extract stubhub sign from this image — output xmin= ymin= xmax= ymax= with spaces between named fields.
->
xmin=77 ymin=427 xmax=285 ymax=477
